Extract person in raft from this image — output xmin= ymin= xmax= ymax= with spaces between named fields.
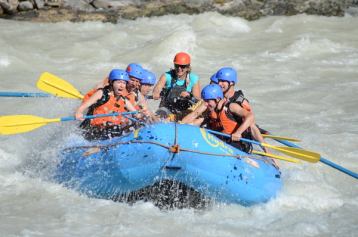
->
xmin=138 ymin=69 xmax=159 ymax=123
xmin=186 ymin=71 xmax=220 ymax=112
xmin=140 ymin=69 xmax=156 ymax=99
xmin=152 ymin=52 xmax=201 ymax=121
xmin=75 ymin=69 xmax=137 ymax=140
xmin=126 ymin=63 xmax=146 ymax=108
xmin=81 ymin=62 xmax=145 ymax=104
xmin=181 ymin=68 xmax=268 ymax=153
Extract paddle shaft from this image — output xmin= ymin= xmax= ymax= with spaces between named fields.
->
xmin=61 ymin=111 xmax=139 ymax=122
xmin=252 ymin=150 xmax=299 ymax=163
xmin=207 ymin=129 xmax=263 ymax=146
xmin=0 ymin=111 xmax=139 ymax=135
xmin=274 ymin=139 xmax=358 ymax=180
xmin=206 ymin=128 xmax=321 ymax=162
xmin=0 ymin=92 xmax=51 ymax=97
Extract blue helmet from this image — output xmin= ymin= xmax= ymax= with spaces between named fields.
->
xmin=201 ymin=84 xmax=224 ymax=100
xmin=126 ymin=63 xmax=144 ymax=81
xmin=108 ymin=69 xmax=129 ymax=82
xmin=210 ymin=72 xmax=218 ymax=84
xmin=216 ymin=67 xmax=237 ymax=84
xmin=141 ymin=70 xmax=156 ymax=85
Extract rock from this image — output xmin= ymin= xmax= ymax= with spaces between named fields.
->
xmin=92 ymin=0 xmax=112 ymax=10
xmin=63 ymin=0 xmax=95 ymax=11
xmin=0 ymin=5 xmax=3 ymax=15
xmin=18 ymin=1 xmax=33 ymax=11
xmin=346 ymin=6 xmax=358 ymax=16
xmin=45 ymin=0 xmax=62 ymax=7
xmin=0 ymin=0 xmax=19 ymax=14
xmin=305 ymin=0 xmax=344 ymax=16
xmin=33 ymin=0 xmax=44 ymax=9
xmin=107 ymin=0 xmax=132 ymax=7
xmin=183 ymin=0 xmax=212 ymax=8
xmin=1 ymin=0 xmax=358 ymax=22
xmin=261 ymin=0 xmax=299 ymax=16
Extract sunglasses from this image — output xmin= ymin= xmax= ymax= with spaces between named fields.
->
xmin=175 ymin=64 xmax=189 ymax=69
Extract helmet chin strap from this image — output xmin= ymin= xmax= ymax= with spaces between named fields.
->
xmin=223 ymin=84 xmax=232 ymax=95
xmin=214 ymin=98 xmax=224 ymax=112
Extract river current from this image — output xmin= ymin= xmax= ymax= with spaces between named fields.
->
xmin=0 ymin=13 xmax=357 ymax=236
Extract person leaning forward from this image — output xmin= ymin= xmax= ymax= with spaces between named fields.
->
xmin=182 ymin=67 xmax=268 ymax=153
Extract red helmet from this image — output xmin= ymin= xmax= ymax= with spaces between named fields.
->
xmin=173 ymin=52 xmax=191 ymax=65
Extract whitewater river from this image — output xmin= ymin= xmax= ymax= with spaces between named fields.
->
xmin=1 ymin=13 xmax=357 ymax=236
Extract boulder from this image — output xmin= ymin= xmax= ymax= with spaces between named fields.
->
xmin=18 ymin=1 xmax=33 ymax=11
xmin=63 ymin=0 xmax=95 ymax=11
xmin=92 ymin=0 xmax=112 ymax=10
xmin=105 ymin=0 xmax=132 ymax=10
xmin=0 ymin=0 xmax=19 ymax=14
xmin=45 ymin=0 xmax=62 ymax=7
xmin=34 ymin=0 xmax=44 ymax=9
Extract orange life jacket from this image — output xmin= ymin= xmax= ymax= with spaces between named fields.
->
xmin=82 ymin=77 xmax=110 ymax=103
xmin=207 ymin=90 xmax=254 ymax=153
xmin=90 ymin=91 xmax=134 ymax=127
xmin=207 ymin=110 xmax=223 ymax=132
xmin=208 ymin=106 xmax=241 ymax=135
xmin=83 ymin=88 xmax=97 ymax=103
xmin=205 ymin=90 xmax=252 ymax=134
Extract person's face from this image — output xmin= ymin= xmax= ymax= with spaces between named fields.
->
xmin=129 ymin=77 xmax=141 ymax=91
xmin=204 ymin=99 xmax=218 ymax=111
xmin=140 ymin=84 xmax=153 ymax=96
xmin=218 ymin=80 xmax=231 ymax=92
xmin=174 ymin=64 xmax=189 ymax=77
xmin=112 ymin=80 xmax=127 ymax=95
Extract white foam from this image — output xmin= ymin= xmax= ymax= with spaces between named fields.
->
xmin=151 ymin=25 xmax=197 ymax=66
xmin=0 ymin=56 xmax=10 ymax=67
xmin=193 ymin=12 xmax=251 ymax=33
xmin=265 ymin=19 xmax=284 ymax=33
xmin=0 ymin=14 xmax=358 ymax=237
xmin=0 ymin=148 xmax=21 ymax=170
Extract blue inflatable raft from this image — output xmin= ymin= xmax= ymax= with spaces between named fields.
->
xmin=55 ymin=122 xmax=282 ymax=206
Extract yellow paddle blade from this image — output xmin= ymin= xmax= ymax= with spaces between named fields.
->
xmin=262 ymin=134 xmax=301 ymax=142
xmin=0 ymin=115 xmax=60 ymax=135
xmin=261 ymin=143 xmax=320 ymax=163
xmin=37 ymin=72 xmax=84 ymax=99
xmin=252 ymin=150 xmax=300 ymax=163
xmin=276 ymin=146 xmax=320 ymax=163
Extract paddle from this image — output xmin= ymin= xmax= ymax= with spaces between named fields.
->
xmin=252 ymin=150 xmax=300 ymax=163
xmin=206 ymin=129 xmax=320 ymax=163
xmin=37 ymin=72 xmax=84 ymax=99
xmin=0 ymin=111 xmax=138 ymax=135
xmin=271 ymin=137 xmax=358 ymax=180
xmin=0 ymin=92 xmax=51 ymax=97
xmin=261 ymin=134 xmax=300 ymax=142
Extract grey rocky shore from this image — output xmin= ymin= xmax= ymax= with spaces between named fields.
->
xmin=1 ymin=0 xmax=358 ymax=23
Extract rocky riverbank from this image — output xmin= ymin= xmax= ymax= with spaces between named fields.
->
xmin=1 ymin=0 xmax=358 ymax=23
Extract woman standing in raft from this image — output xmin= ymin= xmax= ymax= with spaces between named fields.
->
xmin=75 ymin=69 xmax=137 ymax=140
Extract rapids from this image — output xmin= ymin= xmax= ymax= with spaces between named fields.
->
xmin=0 ymin=13 xmax=357 ymax=236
